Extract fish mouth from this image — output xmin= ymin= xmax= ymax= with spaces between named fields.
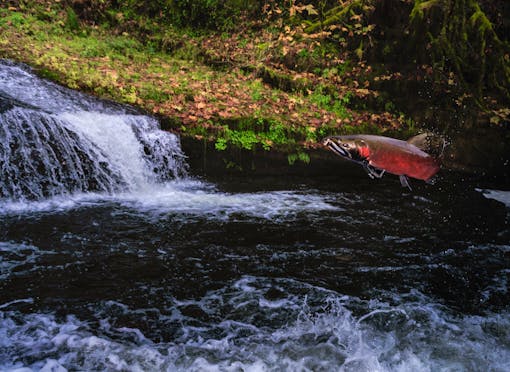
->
xmin=323 ymin=138 xmax=349 ymax=158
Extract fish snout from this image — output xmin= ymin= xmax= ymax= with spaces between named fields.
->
xmin=322 ymin=137 xmax=332 ymax=147
xmin=322 ymin=137 xmax=349 ymax=158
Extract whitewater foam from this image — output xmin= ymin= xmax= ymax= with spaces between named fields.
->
xmin=0 ymin=179 xmax=337 ymax=222
xmin=0 ymin=242 xmax=56 ymax=280
xmin=1 ymin=278 xmax=509 ymax=371
xmin=479 ymin=188 xmax=510 ymax=208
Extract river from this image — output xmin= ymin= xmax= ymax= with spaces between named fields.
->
xmin=1 ymin=59 xmax=509 ymax=371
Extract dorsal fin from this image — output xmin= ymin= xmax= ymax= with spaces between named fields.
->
xmin=407 ymin=132 xmax=447 ymax=159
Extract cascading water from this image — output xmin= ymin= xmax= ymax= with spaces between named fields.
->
xmin=0 ymin=60 xmax=335 ymax=218
xmin=0 ymin=60 xmax=187 ymax=201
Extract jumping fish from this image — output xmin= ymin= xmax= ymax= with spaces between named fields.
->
xmin=322 ymin=133 xmax=443 ymax=189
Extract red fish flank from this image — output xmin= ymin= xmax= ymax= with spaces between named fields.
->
xmin=367 ymin=143 xmax=439 ymax=181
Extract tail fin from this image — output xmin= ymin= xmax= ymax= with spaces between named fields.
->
xmin=407 ymin=132 xmax=447 ymax=160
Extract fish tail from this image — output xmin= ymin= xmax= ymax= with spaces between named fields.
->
xmin=407 ymin=132 xmax=448 ymax=161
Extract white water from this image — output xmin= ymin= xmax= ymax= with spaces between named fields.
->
xmin=1 ymin=277 xmax=509 ymax=372
xmin=0 ymin=183 xmax=338 ymax=222
xmin=0 ymin=60 xmax=124 ymax=114
xmin=479 ymin=188 xmax=510 ymax=208
xmin=0 ymin=61 xmax=187 ymax=200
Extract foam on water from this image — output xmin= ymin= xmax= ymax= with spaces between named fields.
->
xmin=1 ymin=277 xmax=509 ymax=371
xmin=113 ymin=181 xmax=338 ymax=221
xmin=0 ymin=242 xmax=56 ymax=280
xmin=479 ymin=188 xmax=510 ymax=208
xmin=0 ymin=180 xmax=337 ymax=222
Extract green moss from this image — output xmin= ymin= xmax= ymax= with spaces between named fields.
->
xmin=214 ymin=118 xmax=298 ymax=153
xmin=139 ymin=85 xmax=171 ymax=102
xmin=65 ymin=7 xmax=80 ymax=32
xmin=0 ymin=11 xmax=29 ymax=28
xmin=308 ymin=87 xmax=351 ymax=119
xmin=256 ymin=66 xmax=309 ymax=93
xmin=410 ymin=0 xmax=510 ymax=102
xmin=249 ymin=79 xmax=265 ymax=101
xmin=409 ymin=0 xmax=440 ymax=20
xmin=305 ymin=1 xmax=366 ymax=33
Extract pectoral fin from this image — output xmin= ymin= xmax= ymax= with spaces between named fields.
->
xmin=399 ymin=175 xmax=412 ymax=190
xmin=363 ymin=162 xmax=386 ymax=179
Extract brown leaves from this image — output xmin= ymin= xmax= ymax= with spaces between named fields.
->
xmin=167 ymin=25 xmax=407 ymax=136
xmin=0 ymin=4 xmax=410 ymax=146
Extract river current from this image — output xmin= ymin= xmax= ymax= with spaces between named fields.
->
xmin=1 ymin=60 xmax=509 ymax=371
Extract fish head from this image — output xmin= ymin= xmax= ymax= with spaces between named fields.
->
xmin=322 ymin=136 xmax=369 ymax=163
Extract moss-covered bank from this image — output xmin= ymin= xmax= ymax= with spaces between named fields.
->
xmin=0 ymin=0 xmax=508 ymax=177
xmin=0 ymin=2 xmax=411 ymax=158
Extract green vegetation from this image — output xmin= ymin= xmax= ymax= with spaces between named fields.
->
xmin=409 ymin=0 xmax=510 ymax=102
xmin=1 ymin=0 xmax=507 ymax=167
xmin=214 ymin=118 xmax=292 ymax=152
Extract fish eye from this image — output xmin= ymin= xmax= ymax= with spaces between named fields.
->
xmin=342 ymin=143 xmax=349 ymax=148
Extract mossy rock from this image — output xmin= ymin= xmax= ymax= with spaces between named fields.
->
xmin=255 ymin=65 xmax=309 ymax=93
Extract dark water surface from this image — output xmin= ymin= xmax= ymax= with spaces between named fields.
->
xmin=1 ymin=60 xmax=510 ymax=371
xmin=1 ymin=176 xmax=509 ymax=371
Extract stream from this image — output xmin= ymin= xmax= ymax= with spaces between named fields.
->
xmin=1 ymin=60 xmax=509 ymax=371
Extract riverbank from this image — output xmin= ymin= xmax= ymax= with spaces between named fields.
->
xmin=0 ymin=1 xmax=508 ymax=180
xmin=0 ymin=3 xmax=408 ymax=155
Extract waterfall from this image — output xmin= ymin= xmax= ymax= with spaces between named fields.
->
xmin=0 ymin=60 xmax=187 ymax=201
